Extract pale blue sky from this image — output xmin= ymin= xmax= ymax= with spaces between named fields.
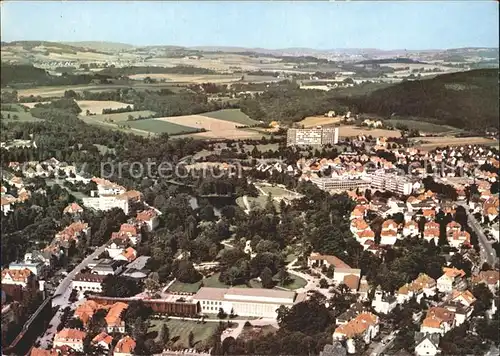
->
xmin=1 ymin=1 xmax=498 ymax=50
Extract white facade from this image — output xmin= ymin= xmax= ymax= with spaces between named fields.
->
xmin=415 ymin=338 xmax=440 ymax=356
xmin=193 ymin=287 xmax=304 ymax=319
xmin=72 ymin=278 xmax=104 ymax=293
xmin=82 ymin=195 xmax=129 ymax=215
xmin=8 ymin=262 xmax=44 ymax=276
xmin=371 ymin=289 xmax=397 ymax=314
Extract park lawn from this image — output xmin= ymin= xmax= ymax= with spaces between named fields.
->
xmin=149 ymin=319 xmax=220 ymax=349
xmin=201 ymin=109 xmax=259 ymax=126
xmin=384 ymin=118 xmax=461 ymax=133
xmin=78 ymin=115 xmax=151 ymax=137
xmin=127 ymin=118 xmax=199 ymax=135
xmin=280 ymin=275 xmax=307 ymax=290
xmin=1 ymin=104 xmax=43 ymax=122
xmin=80 ymin=110 xmax=156 ymax=123
xmin=167 ymin=280 xmax=202 ymax=293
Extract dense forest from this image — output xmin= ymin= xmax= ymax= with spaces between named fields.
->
xmin=346 ymin=69 xmax=499 ymax=129
xmin=1 ymin=64 xmax=112 ymax=88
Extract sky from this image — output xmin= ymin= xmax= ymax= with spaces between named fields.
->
xmin=1 ymin=1 xmax=498 ymax=50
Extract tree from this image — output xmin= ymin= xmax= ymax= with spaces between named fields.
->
xmin=173 ymin=259 xmax=202 ymax=283
xmin=188 ymin=331 xmax=195 ymax=347
xmin=319 ymin=278 xmax=329 ymax=289
xmin=132 ymin=316 xmax=148 ymax=340
xmin=277 ymin=298 xmax=332 ymax=335
xmin=123 ymin=300 xmax=153 ymax=326
xmin=217 ymin=308 xmax=227 ymax=319
xmin=144 ymin=277 xmax=161 ymax=295
xmin=102 ymin=275 xmax=141 ymax=297
xmin=158 ymin=323 xmax=170 ymax=346
xmin=472 ymin=283 xmax=493 ymax=316
xmin=260 ymin=267 xmax=274 ymax=289
xmin=276 ymin=267 xmax=291 ymax=286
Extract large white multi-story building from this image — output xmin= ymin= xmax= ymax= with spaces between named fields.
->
xmin=310 ymin=176 xmax=371 ymax=191
xmin=193 ymin=287 xmax=306 ymax=319
xmin=369 ymin=173 xmax=414 ymax=195
xmin=287 ymin=127 xmax=339 ymax=146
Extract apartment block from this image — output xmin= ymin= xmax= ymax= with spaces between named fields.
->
xmin=287 ymin=127 xmax=339 ymax=146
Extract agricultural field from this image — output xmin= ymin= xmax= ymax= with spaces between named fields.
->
xmin=148 ymin=319 xmax=220 ymax=350
xmin=338 ymin=125 xmax=401 ymax=138
xmin=128 ymin=73 xmax=242 ymax=84
xmin=411 ymin=136 xmax=498 ymax=150
xmin=384 ymin=119 xmax=461 ymax=133
xmin=201 ymin=109 xmax=260 ymax=126
xmin=158 ymin=114 xmax=263 ymax=139
xmin=298 ymin=115 xmax=343 ymax=128
xmin=79 ymin=110 xmax=155 ymax=123
xmin=1 ymin=104 xmax=43 ymax=122
xmin=75 ymin=100 xmax=131 ymax=115
xmin=126 ymin=118 xmax=199 ymax=135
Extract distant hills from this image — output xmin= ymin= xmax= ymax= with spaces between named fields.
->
xmin=347 ymin=69 xmax=499 ymax=129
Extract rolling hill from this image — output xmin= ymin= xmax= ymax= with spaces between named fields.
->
xmin=346 ymin=69 xmax=499 ymax=129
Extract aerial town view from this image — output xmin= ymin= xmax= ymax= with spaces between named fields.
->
xmin=0 ymin=1 xmax=499 ymax=355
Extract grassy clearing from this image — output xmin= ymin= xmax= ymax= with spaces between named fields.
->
xmin=127 ymin=118 xmax=200 ymax=135
xmin=239 ymin=325 xmax=277 ymax=341
xmin=76 ymin=100 xmax=131 ymax=115
xmin=81 ymin=110 xmax=156 ymax=123
xmin=1 ymin=104 xmax=43 ymax=122
xmin=201 ymin=109 xmax=260 ymax=126
xmin=148 ymin=319 xmax=220 ymax=349
xmin=281 ymin=275 xmax=307 ymax=290
xmin=384 ymin=119 xmax=460 ymax=133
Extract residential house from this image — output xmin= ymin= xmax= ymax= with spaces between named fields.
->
xmin=105 ymin=302 xmax=128 ymax=333
xmin=447 ymin=230 xmax=471 ymax=248
xmin=54 ymin=221 xmax=91 ymax=249
xmin=397 ymin=273 xmax=436 ymax=304
xmin=135 ymin=209 xmax=160 ymax=231
xmin=437 ymin=268 xmax=466 ymax=293
xmin=448 ymin=290 xmax=476 ymax=308
xmin=371 ymin=286 xmax=397 ymax=314
xmin=420 ymin=307 xmax=455 ymax=335
xmin=414 ymin=332 xmax=440 ymax=356
xmin=113 ymin=247 xmax=137 ymax=263
xmin=91 ymin=332 xmax=113 ymax=351
xmin=471 ymin=270 xmax=500 ymax=293
xmin=8 ymin=259 xmax=45 ymax=277
xmin=333 ymin=312 xmax=379 ymax=352
xmin=114 ymin=336 xmax=136 ymax=356
xmin=1 ymin=268 xmax=34 ymax=288
xmin=403 ymin=220 xmax=419 ymax=237
xmin=441 ymin=301 xmax=472 ymax=326
xmin=63 ymin=203 xmax=84 ymax=215
xmin=423 ymin=222 xmax=440 ymax=245
xmin=74 ymin=300 xmax=102 ymax=325
xmin=380 ymin=219 xmax=399 ymax=246
xmin=308 ymin=253 xmax=361 ymax=290
xmin=113 ymin=224 xmax=141 ymax=245
xmin=53 ymin=328 xmax=87 ymax=352
xmin=336 ymin=302 xmax=370 ymax=325
xmin=106 ymin=238 xmax=130 ymax=259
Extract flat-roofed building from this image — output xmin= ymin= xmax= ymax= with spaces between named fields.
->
xmin=287 ymin=127 xmax=339 ymax=146
xmin=193 ymin=287 xmax=306 ymax=319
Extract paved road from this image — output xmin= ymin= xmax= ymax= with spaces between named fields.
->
xmin=37 ymin=244 xmax=107 ymax=348
xmin=54 ymin=244 xmax=107 ymax=300
xmin=457 ymin=202 xmax=497 ymax=266
xmin=370 ymin=330 xmax=397 ymax=355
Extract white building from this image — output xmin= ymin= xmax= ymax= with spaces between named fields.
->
xmin=82 ymin=195 xmax=130 ymax=215
xmin=71 ymin=273 xmax=106 ymax=293
xmin=437 ymin=268 xmax=466 ymax=293
xmin=414 ymin=332 xmax=440 ymax=356
xmin=193 ymin=287 xmax=306 ymax=319
xmin=371 ymin=287 xmax=397 ymax=314
xmin=53 ymin=328 xmax=87 ymax=352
